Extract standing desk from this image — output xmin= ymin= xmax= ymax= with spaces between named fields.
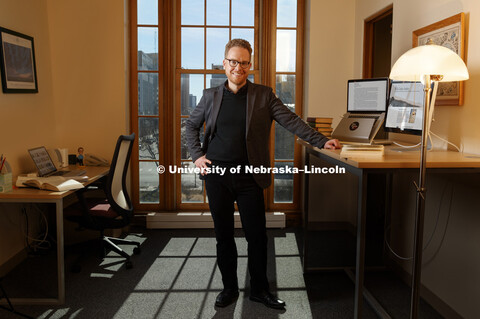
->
xmin=299 ymin=139 xmax=480 ymax=318
xmin=0 ymin=166 xmax=109 ymax=305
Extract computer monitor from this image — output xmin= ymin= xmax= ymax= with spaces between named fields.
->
xmin=347 ymin=78 xmax=389 ymax=112
xmin=384 ymin=81 xmax=427 ymax=136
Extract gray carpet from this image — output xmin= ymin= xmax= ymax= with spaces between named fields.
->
xmin=0 ymin=228 xmax=442 ymax=319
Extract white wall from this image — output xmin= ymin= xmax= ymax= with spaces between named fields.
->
xmin=304 ymin=0 xmax=356 ymax=128
xmin=0 ymin=0 xmax=57 ymax=176
xmin=46 ymin=0 xmax=129 ymax=159
xmin=0 ymin=0 xmax=56 ymax=269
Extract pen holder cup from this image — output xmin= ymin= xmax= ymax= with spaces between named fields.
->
xmin=0 ymin=172 xmax=12 ymax=193
xmin=0 ymin=160 xmax=12 ymax=193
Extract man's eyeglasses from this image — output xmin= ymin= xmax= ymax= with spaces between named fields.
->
xmin=225 ymin=59 xmax=251 ymax=69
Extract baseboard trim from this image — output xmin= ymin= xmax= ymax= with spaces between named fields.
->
xmin=146 ymin=212 xmax=285 ymax=229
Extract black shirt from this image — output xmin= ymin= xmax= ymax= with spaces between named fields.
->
xmin=206 ymin=83 xmax=249 ymax=165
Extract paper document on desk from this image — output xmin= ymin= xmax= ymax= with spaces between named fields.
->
xmin=340 ymin=145 xmax=384 ymax=158
xmin=17 ymin=176 xmax=84 ymax=191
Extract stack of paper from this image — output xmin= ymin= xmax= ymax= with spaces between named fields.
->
xmin=340 ymin=144 xmax=384 ymax=158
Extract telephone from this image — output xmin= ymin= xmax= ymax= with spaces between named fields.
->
xmin=84 ymin=154 xmax=109 ymax=166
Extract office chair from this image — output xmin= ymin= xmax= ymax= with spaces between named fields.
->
xmin=65 ymin=133 xmax=140 ymax=271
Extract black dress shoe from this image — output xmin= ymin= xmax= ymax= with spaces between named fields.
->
xmin=215 ymin=289 xmax=239 ymax=307
xmin=250 ymin=291 xmax=286 ymax=309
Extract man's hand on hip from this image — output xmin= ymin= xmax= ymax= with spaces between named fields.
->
xmin=194 ymin=155 xmax=212 ymax=176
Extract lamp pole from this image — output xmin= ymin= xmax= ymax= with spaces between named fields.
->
xmin=409 ymin=74 xmax=438 ymax=319
xmin=389 ymin=40 xmax=468 ymax=319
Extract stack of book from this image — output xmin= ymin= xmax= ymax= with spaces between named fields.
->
xmin=307 ymin=117 xmax=333 ymax=138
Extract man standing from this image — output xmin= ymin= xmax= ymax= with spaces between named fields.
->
xmin=186 ymin=39 xmax=340 ymax=309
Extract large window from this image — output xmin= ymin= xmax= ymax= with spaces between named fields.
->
xmin=131 ymin=0 xmax=304 ymax=213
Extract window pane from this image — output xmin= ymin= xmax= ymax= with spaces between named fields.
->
xmin=181 ymin=162 xmax=204 ymax=203
xmin=181 ymin=0 xmax=204 ymax=25
xmin=232 ymin=0 xmax=254 ymax=26
xmin=137 ymin=0 xmax=158 ymax=25
xmin=139 ymin=161 xmax=159 ymax=203
xmin=181 ymin=74 xmax=204 ymax=115
xmin=138 ymin=27 xmax=158 ymax=71
xmin=274 ymin=162 xmax=294 ymax=203
xmin=207 ymin=0 xmax=229 ymax=25
xmin=182 ymin=27 xmax=205 ymax=69
xmin=207 ymin=28 xmax=229 ymax=70
xmin=231 ymin=28 xmax=254 ymax=68
xmin=206 ymin=74 xmax=227 ymax=88
xmin=138 ymin=73 xmax=158 ymax=115
xmin=276 ymin=30 xmax=296 ymax=72
xmin=181 ymin=118 xmax=204 ymax=160
xmin=276 ymin=74 xmax=295 ymax=109
xmin=277 ymin=0 xmax=297 ymax=28
xmin=275 ymin=124 xmax=294 ymax=160
xmin=275 ymin=76 xmax=295 ymax=160
xmin=139 ymin=118 xmax=159 ymax=160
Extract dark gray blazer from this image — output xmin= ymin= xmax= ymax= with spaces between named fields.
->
xmin=186 ymin=80 xmax=329 ymax=189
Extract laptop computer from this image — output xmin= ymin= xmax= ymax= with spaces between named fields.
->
xmin=332 ymin=78 xmax=389 ymax=144
xmin=28 ymin=146 xmax=86 ymax=177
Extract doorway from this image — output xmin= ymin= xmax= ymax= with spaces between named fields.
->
xmin=363 ymin=6 xmax=393 ymax=78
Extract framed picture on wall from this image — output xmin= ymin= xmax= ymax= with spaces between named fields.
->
xmin=0 ymin=27 xmax=38 ymax=93
xmin=413 ymin=13 xmax=465 ymax=106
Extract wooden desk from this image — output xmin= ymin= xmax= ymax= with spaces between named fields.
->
xmin=0 ymin=166 xmax=109 ymax=305
xmin=299 ymin=140 xmax=480 ymax=318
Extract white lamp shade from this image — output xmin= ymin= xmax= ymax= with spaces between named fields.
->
xmin=390 ymin=44 xmax=469 ymax=82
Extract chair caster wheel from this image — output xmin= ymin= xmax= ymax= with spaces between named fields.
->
xmin=125 ymin=260 xmax=133 ymax=269
xmin=133 ymin=247 xmax=141 ymax=255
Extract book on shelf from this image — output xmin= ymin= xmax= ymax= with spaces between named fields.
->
xmin=308 ymin=122 xmax=332 ymax=128
xmin=18 ymin=176 xmax=84 ymax=191
xmin=306 ymin=117 xmax=333 ymax=124
xmin=316 ymin=127 xmax=333 ymax=132
xmin=340 ymin=144 xmax=384 ymax=158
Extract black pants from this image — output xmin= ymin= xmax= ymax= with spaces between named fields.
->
xmin=205 ymin=169 xmax=269 ymax=293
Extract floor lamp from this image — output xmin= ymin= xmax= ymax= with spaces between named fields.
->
xmin=389 ymin=39 xmax=469 ymax=319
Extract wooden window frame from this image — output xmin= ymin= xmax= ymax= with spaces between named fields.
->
xmin=130 ymin=0 xmax=305 ymax=214
xmin=129 ymin=0 xmax=175 ymax=211
xmin=266 ymin=0 xmax=305 ymax=212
